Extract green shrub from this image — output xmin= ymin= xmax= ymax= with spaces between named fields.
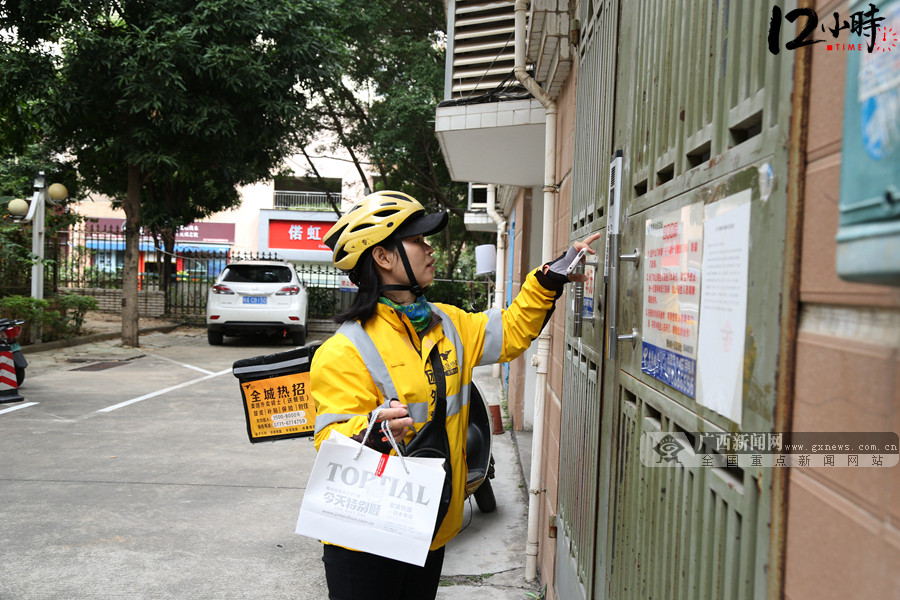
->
xmin=428 ymin=279 xmax=492 ymax=312
xmin=307 ymin=286 xmax=340 ymax=319
xmin=0 ymin=295 xmax=53 ymax=342
xmin=0 ymin=293 xmax=98 ymax=343
xmin=56 ymin=293 xmax=99 ymax=335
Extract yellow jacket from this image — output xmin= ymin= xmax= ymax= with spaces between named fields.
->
xmin=311 ymin=266 xmax=565 ymax=550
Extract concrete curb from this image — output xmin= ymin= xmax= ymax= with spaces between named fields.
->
xmin=21 ymin=324 xmax=182 ymax=353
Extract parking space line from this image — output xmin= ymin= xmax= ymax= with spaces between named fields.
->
xmin=147 ymin=352 xmax=216 ymax=375
xmin=97 ymin=368 xmax=231 ymax=413
xmin=0 ymin=402 xmax=39 ymax=415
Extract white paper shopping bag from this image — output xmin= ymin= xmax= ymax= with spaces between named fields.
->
xmin=295 ymin=431 xmax=446 ymax=566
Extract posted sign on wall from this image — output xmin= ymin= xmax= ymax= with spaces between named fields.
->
xmin=695 ymin=190 xmax=752 ymax=425
xmin=639 ymin=191 xmax=753 ymax=425
xmin=641 ymin=203 xmax=704 ymax=398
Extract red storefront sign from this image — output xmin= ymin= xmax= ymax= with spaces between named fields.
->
xmin=93 ymin=218 xmax=235 ymax=243
xmin=268 ymin=220 xmax=334 ymax=252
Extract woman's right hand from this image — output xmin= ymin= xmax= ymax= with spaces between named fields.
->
xmin=377 ymin=399 xmax=414 ymax=442
xmin=566 ymin=232 xmax=603 ymax=282
xmin=543 ymin=232 xmax=603 ymax=282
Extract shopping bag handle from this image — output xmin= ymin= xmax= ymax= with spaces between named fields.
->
xmin=354 ymin=405 xmax=410 ymax=474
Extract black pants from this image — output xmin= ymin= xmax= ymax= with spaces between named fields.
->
xmin=322 ymin=544 xmax=445 ymax=600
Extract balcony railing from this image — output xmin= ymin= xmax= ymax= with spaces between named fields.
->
xmin=273 ymin=191 xmax=341 ymax=211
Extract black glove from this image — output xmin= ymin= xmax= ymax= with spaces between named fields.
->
xmin=535 ymin=247 xmax=581 ymax=292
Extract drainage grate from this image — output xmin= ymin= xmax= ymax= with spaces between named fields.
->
xmin=70 ymin=361 xmax=128 ymax=372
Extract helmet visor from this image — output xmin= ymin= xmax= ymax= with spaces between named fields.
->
xmin=394 ymin=211 xmax=449 ymax=239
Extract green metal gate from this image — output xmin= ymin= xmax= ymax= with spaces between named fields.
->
xmin=556 ymin=1 xmax=620 ymax=598
xmin=557 ymin=1 xmax=798 ymax=598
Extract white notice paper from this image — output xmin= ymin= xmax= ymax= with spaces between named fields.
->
xmin=695 ymin=189 xmax=752 ymax=425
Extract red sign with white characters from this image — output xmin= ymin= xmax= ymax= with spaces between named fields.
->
xmin=268 ymin=220 xmax=335 ymax=252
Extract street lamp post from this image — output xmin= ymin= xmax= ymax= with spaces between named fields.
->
xmin=6 ymin=172 xmax=68 ymax=302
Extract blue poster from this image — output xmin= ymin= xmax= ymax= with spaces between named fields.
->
xmin=641 ymin=342 xmax=696 ymax=398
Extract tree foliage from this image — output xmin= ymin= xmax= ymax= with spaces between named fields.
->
xmin=1 ymin=0 xmax=489 ymax=337
xmin=0 ymin=0 xmax=338 ymax=344
xmin=305 ymin=0 xmax=488 ymax=279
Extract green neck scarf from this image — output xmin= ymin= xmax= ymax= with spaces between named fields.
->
xmin=379 ymin=295 xmax=432 ymax=332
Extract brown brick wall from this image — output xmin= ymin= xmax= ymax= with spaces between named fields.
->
xmin=784 ymin=1 xmax=900 ymax=597
xmin=539 ymin=65 xmax=578 ymax=596
xmin=508 ymin=188 xmax=529 ymax=432
xmin=69 ymin=288 xmax=166 ymax=317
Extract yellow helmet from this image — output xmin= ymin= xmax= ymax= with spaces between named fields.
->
xmin=324 ymin=191 xmax=448 ymax=270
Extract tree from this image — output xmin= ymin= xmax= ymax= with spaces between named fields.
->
xmin=306 ymin=0 xmax=489 ymax=279
xmin=141 ymin=170 xmax=241 ymax=294
xmin=0 ymin=0 xmax=336 ymax=345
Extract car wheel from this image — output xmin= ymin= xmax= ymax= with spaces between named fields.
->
xmin=207 ymin=329 xmax=224 ymax=345
xmin=291 ymin=328 xmax=306 ymax=346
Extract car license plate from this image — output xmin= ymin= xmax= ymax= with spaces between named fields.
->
xmin=242 ymin=296 xmax=267 ymax=305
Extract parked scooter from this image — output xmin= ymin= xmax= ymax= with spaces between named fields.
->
xmin=465 ymin=381 xmax=497 ymax=513
xmin=0 ymin=319 xmax=27 ymax=387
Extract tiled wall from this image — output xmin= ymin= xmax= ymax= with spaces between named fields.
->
xmin=785 ymin=1 xmax=900 ymax=597
xmin=508 ymin=189 xmax=529 ymax=432
xmin=540 ymin=68 xmax=579 ymax=596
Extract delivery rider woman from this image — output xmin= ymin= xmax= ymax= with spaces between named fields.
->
xmin=311 ymin=190 xmax=599 ymax=600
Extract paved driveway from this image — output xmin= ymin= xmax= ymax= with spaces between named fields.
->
xmin=1 ymin=329 xmax=538 ymax=599
xmin=1 ymin=330 xmax=329 ymax=599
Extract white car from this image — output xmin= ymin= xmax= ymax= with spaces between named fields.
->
xmin=206 ymin=260 xmax=308 ymax=346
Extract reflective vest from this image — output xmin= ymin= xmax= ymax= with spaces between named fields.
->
xmin=311 ymin=267 xmax=562 ymax=550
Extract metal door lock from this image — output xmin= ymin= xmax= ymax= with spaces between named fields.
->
xmin=619 ymin=248 xmax=641 ymax=265
xmin=616 ymin=327 xmax=639 ymax=348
